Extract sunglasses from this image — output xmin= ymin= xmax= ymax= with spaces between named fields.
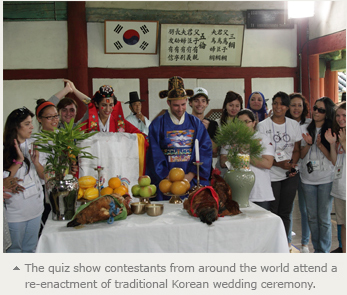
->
xmin=313 ymin=105 xmax=326 ymax=114
xmin=15 ymin=106 xmax=30 ymax=116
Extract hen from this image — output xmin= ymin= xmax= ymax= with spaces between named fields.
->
xmin=183 ymin=171 xmax=241 ymax=225
xmin=211 ymin=173 xmax=241 ymax=217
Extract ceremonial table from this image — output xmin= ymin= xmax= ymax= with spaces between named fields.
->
xmin=36 ymin=202 xmax=288 ymax=253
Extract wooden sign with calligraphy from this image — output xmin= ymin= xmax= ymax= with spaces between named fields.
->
xmin=160 ymin=24 xmax=244 ymax=66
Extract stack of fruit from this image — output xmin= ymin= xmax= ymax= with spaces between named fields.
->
xmin=131 ymin=175 xmax=157 ymax=198
xmin=78 ymin=176 xmax=129 ymax=201
xmin=78 ymin=176 xmax=98 ymax=201
xmin=159 ymin=167 xmax=190 ymax=195
xmin=101 ymin=177 xmax=128 ymax=196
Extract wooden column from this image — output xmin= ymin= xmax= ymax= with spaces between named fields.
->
xmin=67 ymin=1 xmax=88 ymax=120
xmin=324 ymin=62 xmax=339 ymax=102
xmin=319 ymin=78 xmax=325 ymax=98
xmin=309 ymin=54 xmax=320 ymax=111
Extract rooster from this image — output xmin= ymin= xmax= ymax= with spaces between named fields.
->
xmin=183 ymin=169 xmax=241 ymax=225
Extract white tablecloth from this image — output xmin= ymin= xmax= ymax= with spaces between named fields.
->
xmin=36 ymin=202 xmax=288 ymax=253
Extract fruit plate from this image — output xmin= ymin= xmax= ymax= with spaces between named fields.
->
xmin=132 ymin=194 xmax=157 ymax=204
xmin=163 ymin=192 xmax=189 ymax=204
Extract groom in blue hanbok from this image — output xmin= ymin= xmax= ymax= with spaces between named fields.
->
xmin=146 ymin=77 xmax=212 ymax=201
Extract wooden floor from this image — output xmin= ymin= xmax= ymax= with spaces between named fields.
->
xmin=290 ymin=193 xmax=339 ymax=253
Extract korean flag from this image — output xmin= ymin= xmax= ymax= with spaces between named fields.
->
xmin=105 ymin=20 xmax=158 ymax=54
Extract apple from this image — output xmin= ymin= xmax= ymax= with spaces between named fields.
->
xmin=138 ymin=175 xmax=151 ymax=187
xmin=149 ymin=184 xmax=157 ymax=195
xmin=131 ymin=184 xmax=141 ymax=196
xmin=139 ymin=185 xmax=153 ymax=198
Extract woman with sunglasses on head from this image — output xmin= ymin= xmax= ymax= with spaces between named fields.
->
xmin=257 ymin=91 xmax=302 ymax=251
xmin=216 ymin=91 xmax=243 ymax=176
xmin=285 ymin=93 xmax=311 ymax=253
xmin=220 ymin=109 xmax=275 ymax=210
xmin=300 ymin=97 xmax=336 ymax=253
xmin=3 ymin=107 xmax=44 ymax=252
xmin=325 ymin=101 xmax=346 ymax=253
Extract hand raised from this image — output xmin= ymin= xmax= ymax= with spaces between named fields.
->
xmin=325 ymin=128 xmax=336 ymax=144
xmin=302 ymin=133 xmax=313 ymax=145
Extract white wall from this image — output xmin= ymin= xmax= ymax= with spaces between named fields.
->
xmin=309 ymin=1 xmax=347 ymax=40
xmin=3 ymin=22 xmax=68 ymax=69
xmin=2 ymin=80 xmax=65 ymax=132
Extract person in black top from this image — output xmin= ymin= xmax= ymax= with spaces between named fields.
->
xmin=189 ymin=87 xmax=218 ymax=178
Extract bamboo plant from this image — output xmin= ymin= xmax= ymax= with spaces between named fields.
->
xmin=34 ymin=119 xmax=98 ymax=181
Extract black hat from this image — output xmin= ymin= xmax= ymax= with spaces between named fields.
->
xmin=125 ymin=91 xmax=145 ymax=104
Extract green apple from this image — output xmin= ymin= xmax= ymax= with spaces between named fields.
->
xmin=131 ymin=184 xmax=141 ymax=196
xmin=149 ymin=184 xmax=157 ymax=195
xmin=139 ymin=185 xmax=153 ymax=198
xmin=138 ymin=175 xmax=151 ymax=187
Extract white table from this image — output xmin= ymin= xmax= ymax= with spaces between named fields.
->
xmin=36 ymin=202 xmax=288 ymax=253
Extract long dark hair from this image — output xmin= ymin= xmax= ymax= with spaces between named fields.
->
xmin=332 ymin=101 xmax=346 ymax=142
xmin=286 ymin=93 xmax=309 ymax=125
xmin=220 ymin=91 xmax=243 ymax=125
xmin=3 ymin=107 xmax=34 ymax=172
xmin=306 ymin=96 xmax=336 ymax=152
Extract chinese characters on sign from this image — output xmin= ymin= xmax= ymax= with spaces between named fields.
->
xmin=105 ymin=20 xmax=159 ymax=54
xmin=160 ymin=24 xmax=244 ymax=66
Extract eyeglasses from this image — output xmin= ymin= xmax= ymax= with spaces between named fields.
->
xmin=313 ymin=105 xmax=326 ymax=114
xmin=240 ymin=120 xmax=253 ymax=124
xmin=41 ymin=115 xmax=60 ymax=121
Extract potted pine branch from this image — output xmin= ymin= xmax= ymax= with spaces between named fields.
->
xmin=214 ymin=118 xmax=263 ymax=207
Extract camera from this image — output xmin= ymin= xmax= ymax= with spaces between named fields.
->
xmin=286 ymin=168 xmax=298 ymax=177
xmin=306 ymin=161 xmax=313 ymax=174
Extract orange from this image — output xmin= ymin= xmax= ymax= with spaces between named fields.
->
xmin=108 ymin=177 xmax=121 ymax=189
xmin=171 ymin=180 xmax=188 ymax=195
xmin=100 ymin=186 xmax=114 ymax=196
xmin=84 ymin=187 xmax=99 ymax=200
xmin=169 ymin=167 xmax=185 ymax=182
xmin=113 ymin=185 xmax=128 ymax=196
xmin=182 ymin=178 xmax=191 ymax=191
xmin=159 ymin=179 xmax=172 ymax=193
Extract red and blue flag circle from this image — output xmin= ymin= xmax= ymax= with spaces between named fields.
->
xmin=123 ymin=29 xmax=140 ymax=45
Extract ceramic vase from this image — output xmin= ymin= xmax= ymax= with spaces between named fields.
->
xmin=223 ymin=152 xmax=255 ymax=208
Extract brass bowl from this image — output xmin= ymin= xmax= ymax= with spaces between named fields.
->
xmin=131 ymin=202 xmax=147 ymax=214
xmin=145 ymin=204 xmax=164 ymax=216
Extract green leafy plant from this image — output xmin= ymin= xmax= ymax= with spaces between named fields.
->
xmin=215 ymin=118 xmax=263 ymax=170
xmin=34 ymin=119 xmax=98 ymax=181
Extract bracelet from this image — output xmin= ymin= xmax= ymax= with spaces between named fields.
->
xmin=13 ymin=159 xmax=23 ymax=166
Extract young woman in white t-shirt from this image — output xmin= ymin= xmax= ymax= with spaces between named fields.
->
xmin=300 ymin=96 xmax=336 ymax=253
xmin=325 ymin=101 xmax=346 ymax=253
xmin=286 ymin=93 xmax=312 ymax=253
xmin=257 ymin=92 xmax=302 ymax=249
xmin=220 ymin=109 xmax=275 ymax=210
xmin=3 ymin=107 xmax=44 ymax=252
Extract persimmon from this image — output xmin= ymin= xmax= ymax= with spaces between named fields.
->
xmin=108 ymin=177 xmax=121 ymax=189
xmin=100 ymin=186 xmax=114 ymax=196
xmin=169 ymin=167 xmax=185 ymax=182
xmin=113 ymin=185 xmax=128 ymax=196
